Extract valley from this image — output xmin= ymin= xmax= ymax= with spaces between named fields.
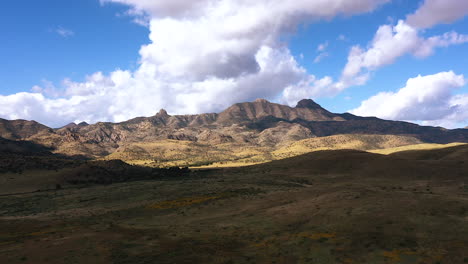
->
xmin=0 ymin=145 xmax=467 ymax=263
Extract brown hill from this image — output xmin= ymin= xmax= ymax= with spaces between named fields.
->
xmin=1 ymin=144 xmax=467 ymax=263
xmin=1 ymin=99 xmax=468 ymax=161
xmin=216 ymin=99 xmax=344 ymax=124
xmin=0 ymin=118 xmax=52 ymax=140
xmin=0 ymin=137 xmax=52 ymax=155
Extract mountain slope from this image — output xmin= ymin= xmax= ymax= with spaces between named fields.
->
xmin=217 ymin=99 xmax=344 ymax=124
xmin=1 ymin=99 xmax=468 ymax=160
xmin=1 ymin=145 xmax=468 ymax=264
xmin=0 ymin=118 xmax=52 ymax=140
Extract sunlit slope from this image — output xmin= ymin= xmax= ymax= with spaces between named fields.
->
xmin=104 ymin=140 xmax=271 ymax=167
xmin=368 ymin=142 xmax=466 ymax=155
xmin=271 ymin=134 xmax=422 ymax=160
xmin=106 ymin=134 xmax=421 ymax=168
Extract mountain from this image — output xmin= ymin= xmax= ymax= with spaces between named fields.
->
xmin=0 ymin=137 xmax=52 ymax=155
xmin=0 ymin=118 xmax=52 ymax=140
xmin=216 ymin=99 xmax=345 ymax=124
xmin=1 ymin=99 xmax=468 ymax=163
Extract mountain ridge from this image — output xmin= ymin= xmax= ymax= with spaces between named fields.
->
xmin=1 ymin=98 xmax=468 ymax=160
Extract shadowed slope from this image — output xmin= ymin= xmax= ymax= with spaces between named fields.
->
xmin=1 ymin=144 xmax=467 ymax=264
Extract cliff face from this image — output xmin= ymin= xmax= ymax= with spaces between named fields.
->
xmin=1 ymin=99 xmax=468 ymax=158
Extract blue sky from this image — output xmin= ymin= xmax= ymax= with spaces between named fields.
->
xmin=1 ymin=0 xmax=468 ymax=128
xmin=0 ymin=0 xmax=148 ymax=94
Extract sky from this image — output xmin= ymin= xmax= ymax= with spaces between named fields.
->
xmin=1 ymin=0 xmax=468 ymax=128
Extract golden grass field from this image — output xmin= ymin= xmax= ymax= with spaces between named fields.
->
xmin=368 ymin=142 xmax=467 ymax=154
xmin=102 ymin=134 xmax=441 ymax=169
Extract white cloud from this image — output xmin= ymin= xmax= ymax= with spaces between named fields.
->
xmin=281 ymin=76 xmax=335 ymax=106
xmin=350 ymin=71 xmax=468 ymax=128
xmin=1 ymin=0 xmax=391 ymax=127
xmin=337 ymin=34 xmax=347 ymax=41
xmin=317 ymin=41 xmax=329 ymax=52
xmin=407 ymin=0 xmax=468 ymax=29
xmin=116 ymin=8 xmax=150 ymax=27
xmin=54 ymin=26 xmax=74 ymax=38
xmin=314 ymin=41 xmax=329 ymax=63
xmin=341 ymin=20 xmax=468 ymax=87
xmin=313 ymin=52 xmax=329 ymax=63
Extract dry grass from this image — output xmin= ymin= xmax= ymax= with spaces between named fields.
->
xmin=272 ymin=134 xmax=422 ymax=159
xmin=147 ymin=195 xmax=222 ymax=209
xmin=1 ymin=145 xmax=468 ymax=263
xmin=368 ymin=142 xmax=466 ymax=155
xmin=102 ymin=135 xmax=464 ymax=169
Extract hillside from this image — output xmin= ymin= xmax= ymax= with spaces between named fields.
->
xmin=368 ymin=142 xmax=467 ymax=155
xmin=102 ymin=134 xmax=422 ymax=168
xmin=1 ymin=99 xmax=468 ymax=163
xmin=1 ymin=145 xmax=467 ymax=263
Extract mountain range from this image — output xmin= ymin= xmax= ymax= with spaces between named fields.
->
xmin=1 ymin=99 xmax=468 ymax=166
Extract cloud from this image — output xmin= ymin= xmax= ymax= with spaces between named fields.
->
xmin=350 ymin=71 xmax=468 ymax=128
xmin=317 ymin=41 xmax=329 ymax=52
xmin=281 ymin=76 xmax=335 ymax=106
xmin=313 ymin=52 xmax=329 ymax=63
xmin=102 ymin=0 xmax=390 ymax=19
xmin=54 ymin=26 xmax=74 ymax=38
xmin=337 ymin=34 xmax=347 ymax=41
xmin=341 ymin=20 xmax=468 ymax=87
xmin=314 ymin=41 xmax=330 ymax=63
xmin=115 ymin=8 xmax=150 ymax=27
xmin=407 ymin=0 xmax=468 ymax=29
xmin=314 ymin=41 xmax=329 ymax=63
xmin=1 ymin=0 xmax=391 ymax=127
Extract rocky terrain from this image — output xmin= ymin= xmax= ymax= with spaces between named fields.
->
xmin=1 ymin=99 xmax=468 ymax=165
xmin=1 ymin=98 xmax=468 ymax=263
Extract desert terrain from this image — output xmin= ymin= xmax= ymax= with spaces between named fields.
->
xmin=1 ymin=143 xmax=467 ymax=263
xmin=1 ymin=99 xmax=468 ymax=263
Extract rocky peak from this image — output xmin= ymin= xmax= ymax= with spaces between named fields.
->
xmin=295 ymin=99 xmax=323 ymax=109
xmin=254 ymin=98 xmax=270 ymax=104
xmin=63 ymin=122 xmax=78 ymax=129
xmin=156 ymin=109 xmax=170 ymax=118
xmin=61 ymin=121 xmax=88 ymax=129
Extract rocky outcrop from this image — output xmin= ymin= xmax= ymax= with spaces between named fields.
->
xmin=217 ymin=99 xmax=344 ymax=124
xmin=1 ymin=99 xmax=468 ymax=158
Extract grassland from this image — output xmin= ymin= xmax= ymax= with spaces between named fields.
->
xmin=107 ymin=134 xmax=427 ymax=169
xmin=1 ymin=145 xmax=467 ymax=263
xmin=368 ymin=142 xmax=466 ymax=155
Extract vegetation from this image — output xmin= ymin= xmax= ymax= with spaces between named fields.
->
xmin=1 ymin=145 xmax=467 ymax=263
xmin=102 ymin=134 xmax=429 ymax=169
xmin=368 ymin=142 xmax=466 ymax=155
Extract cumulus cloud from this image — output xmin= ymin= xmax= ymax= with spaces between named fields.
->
xmin=1 ymin=0 xmax=391 ymax=127
xmin=341 ymin=20 xmax=468 ymax=87
xmin=407 ymin=0 xmax=468 ymax=29
xmin=281 ymin=76 xmax=335 ymax=106
xmin=350 ymin=71 xmax=468 ymax=128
